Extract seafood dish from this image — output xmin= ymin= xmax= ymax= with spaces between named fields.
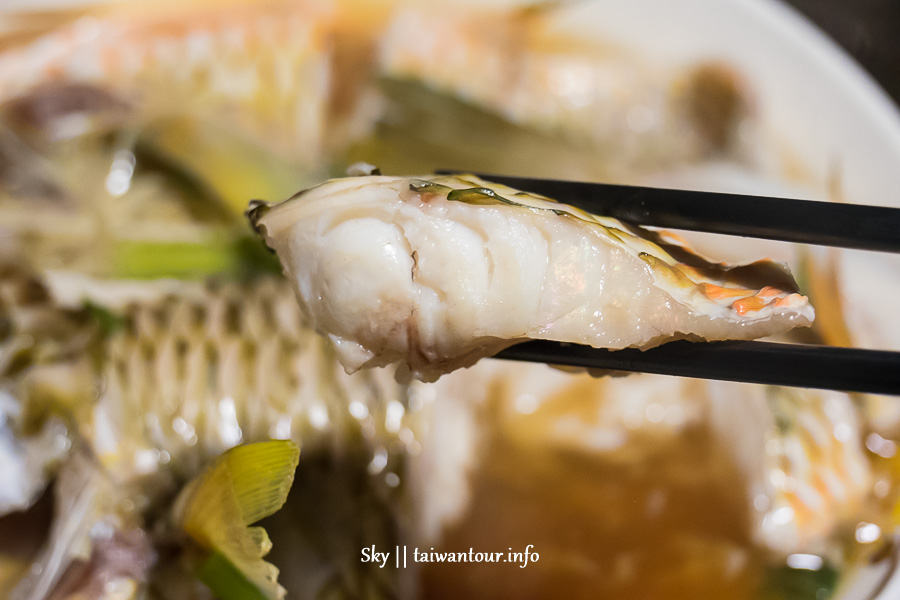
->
xmin=250 ymin=173 xmax=813 ymax=381
xmin=0 ymin=1 xmax=897 ymax=600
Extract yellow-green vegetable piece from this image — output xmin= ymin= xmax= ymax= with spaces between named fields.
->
xmin=174 ymin=440 xmax=301 ymax=600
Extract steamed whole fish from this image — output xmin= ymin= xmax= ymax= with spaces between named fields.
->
xmin=250 ymin=174 xmax=814 ymax=382
xmin=0 ymin=264 xmax=869 ymax=599
xmin=0 ymin=2 xmax=888 ymax=599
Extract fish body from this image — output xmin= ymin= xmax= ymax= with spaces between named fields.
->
xmin=0 ymin=0 xmax=336 ymax=162
xmin=2 ymin=270 xmax=417 ymax=599
xmin=380 ymin=6 xmax=752 ymax=168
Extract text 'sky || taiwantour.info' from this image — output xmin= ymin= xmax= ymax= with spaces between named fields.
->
xmin=360 ymin=545 xmax=541 ymax=569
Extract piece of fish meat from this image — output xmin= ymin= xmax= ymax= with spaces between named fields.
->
xmin=250 ymin=174 xmax=814 ymax=382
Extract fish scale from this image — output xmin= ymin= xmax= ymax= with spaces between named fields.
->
xmin=0 ymin=265 xmax=418 ymax=499
xmin=83 ymin=275 xmax=416 ymax=483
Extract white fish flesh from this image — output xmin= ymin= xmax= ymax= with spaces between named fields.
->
xmin=250 ymin=174 xmax=814 ymax=382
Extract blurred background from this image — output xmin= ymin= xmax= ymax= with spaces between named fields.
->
xmin=0 ymin=1 xmax=898 ymax=600
xmin=786 ymin=0 xmax=899 ymax=105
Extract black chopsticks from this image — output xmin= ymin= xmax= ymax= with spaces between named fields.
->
xmin=438 ymin=171 xmax=900 ymax=253
xmin=496 ymin=340 xmax=900 ymax=396
xmin=438 ymin=170 xmax=900 ymax=395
